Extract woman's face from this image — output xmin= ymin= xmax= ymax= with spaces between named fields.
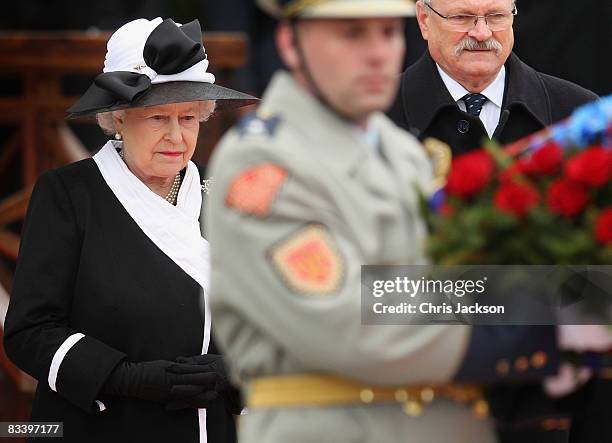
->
xmin=114 ymin=102 xmax=200 ymax=180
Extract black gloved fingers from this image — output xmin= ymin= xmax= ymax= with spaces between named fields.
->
xmin=169 ymin=384 xmax=207 ymax=399
xmin=166 ymin=362 xmax=211 ymax=374
xmin=169 ymin=358 xmax=228 ymax=383
xmin=171 ymin=371 xmax=220 ymax=388
xmin=167 ymin=362 xmax=218 ymax=375
xmin=165 ymin=391 xmax=220 ymax=411
xmin=175 ymin=354 xmax=222 ymax=365
xmin=172 ymin=373 xmax=230 ymax=394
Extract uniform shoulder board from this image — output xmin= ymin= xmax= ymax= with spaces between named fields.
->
xmin=236 ymin=110 xmax=282 ymax=139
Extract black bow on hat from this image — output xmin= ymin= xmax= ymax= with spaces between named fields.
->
xmin=67 ymin=19 xmax=257 ymax=117
xmin=144 ymin=19 xmax=206 ymax=75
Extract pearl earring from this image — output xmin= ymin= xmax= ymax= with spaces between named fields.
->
xmin=115 ymin=133 xmax=122 ymax=140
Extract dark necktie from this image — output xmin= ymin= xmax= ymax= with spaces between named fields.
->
xmin=462 ymin=93 xmax=487 ymax=117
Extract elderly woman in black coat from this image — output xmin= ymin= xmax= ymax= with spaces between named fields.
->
xmin=4 ymin=17 xmax=256 ymax=443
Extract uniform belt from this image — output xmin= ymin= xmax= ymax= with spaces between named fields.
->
xmin=248 ymin=374 xmax=489 ymax=418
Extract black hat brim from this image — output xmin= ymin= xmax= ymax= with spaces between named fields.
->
xmin=67 ymin=81 xmax=259 ymax=120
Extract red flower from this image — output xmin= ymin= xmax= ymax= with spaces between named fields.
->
xmin=595 ymin=208 xmax=612 ymax=245
xmin=500 ymin=159 xmax=530 ymax=182
xmin=547 ymin=178 xmax=590 ymax=217
xmin=446 ymin=150 xmax=494 ymax=198
xmin=526 ymin=142 xmax=564 ymax=176
xmin=494 ymin=180 xmax=540 ymax=217
xmin=565 ymin=147 xmax=612 ymax=187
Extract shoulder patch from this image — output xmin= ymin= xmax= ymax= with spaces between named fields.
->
xmin=236 ymin=111 xmax=282 ymax=139
xmin=268 ymin=224 xmax=345 ymax=296
xmin=225 ymin=164 xmax=287 ymax=217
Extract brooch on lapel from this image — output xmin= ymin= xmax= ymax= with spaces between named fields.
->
xmin=201 ymin=177 xmax=214 ymax=195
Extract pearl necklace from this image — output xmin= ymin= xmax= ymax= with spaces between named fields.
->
xmin=119 ymin=149 xmax=181 ymax=205
xmin=164 ymin=173 xmax=181 ymax=205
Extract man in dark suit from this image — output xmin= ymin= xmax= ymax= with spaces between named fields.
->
xmin=388 ymin=0 xmax=598 ymax=156
xmin=388 ymin=1 xmax=605 ymax=442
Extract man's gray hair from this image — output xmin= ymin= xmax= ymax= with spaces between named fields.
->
xmin=96 ymin=100 xmax=217 ymax=136
xmin=422 ymin=0 xmax=517 ymax=11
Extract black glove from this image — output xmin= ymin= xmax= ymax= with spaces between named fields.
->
xmin=166 ymin=385 xmax=220 ymax=411
xmin=165 ymin=354 xmax=242 ymax=413
xmin=101 ymin=359 xmax=220 ymax=403
xmin=172 ymin=354 xmax=230 ymax=391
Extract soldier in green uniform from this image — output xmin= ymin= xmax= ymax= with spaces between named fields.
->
xmin=204 ymin=1 xmax=561 ymax=442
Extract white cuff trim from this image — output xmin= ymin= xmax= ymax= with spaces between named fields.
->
xmin=48 ymin=333 xmax=85 ymax=392
xmin=95 ymin=400 xmax=107 ymax=412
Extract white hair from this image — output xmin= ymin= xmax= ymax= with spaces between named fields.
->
xmin=96 ymin=100 xmax=217 ymax=135
xmin=422 ymin=0 xmax=517 ymax=12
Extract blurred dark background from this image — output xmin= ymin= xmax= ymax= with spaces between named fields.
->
xmin=1 ymin=0 xmax=610 ymax=96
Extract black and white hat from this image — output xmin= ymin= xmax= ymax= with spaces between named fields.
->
xmin=67 ymin=17 xmax=258 ymax=118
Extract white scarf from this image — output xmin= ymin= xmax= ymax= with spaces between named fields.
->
xmin=93 ymin=141 xmax=211 ymax=354
xmin=94 ymin=141 xmax=212 ymax=443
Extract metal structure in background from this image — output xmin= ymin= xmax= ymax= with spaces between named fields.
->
xmin=0 ymin=30 xmax=250 ymax=393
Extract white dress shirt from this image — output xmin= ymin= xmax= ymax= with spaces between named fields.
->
xmin=436 ymin=64 xmax=506 ymax=138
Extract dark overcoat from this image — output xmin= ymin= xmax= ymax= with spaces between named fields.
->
xmin=389 ymin=51 xmax=598 ymax=155
xmin=4 ymin=159 xmax=238 ymax=443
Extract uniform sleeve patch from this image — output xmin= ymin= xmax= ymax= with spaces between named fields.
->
xmin=269 ymin=224 xmax=344 ymax=296
xmin=225 ymin=164 xmax=287 ymax=217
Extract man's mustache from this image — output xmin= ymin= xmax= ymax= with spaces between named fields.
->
xmin=454 ymin=37 xmax=503 ymax=56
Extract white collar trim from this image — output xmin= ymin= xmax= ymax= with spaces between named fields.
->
xmin=93 ymin=141 xmax=211 ymax=355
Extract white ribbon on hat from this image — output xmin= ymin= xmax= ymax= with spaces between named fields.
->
xmin=103 ymin=18 xmax=216 ymax=85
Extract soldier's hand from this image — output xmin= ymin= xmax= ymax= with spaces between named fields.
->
xmin=543 ymin=363 xmax=592 ymax=398
xmin=558 ymin=325 xmax=612 ymax=352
